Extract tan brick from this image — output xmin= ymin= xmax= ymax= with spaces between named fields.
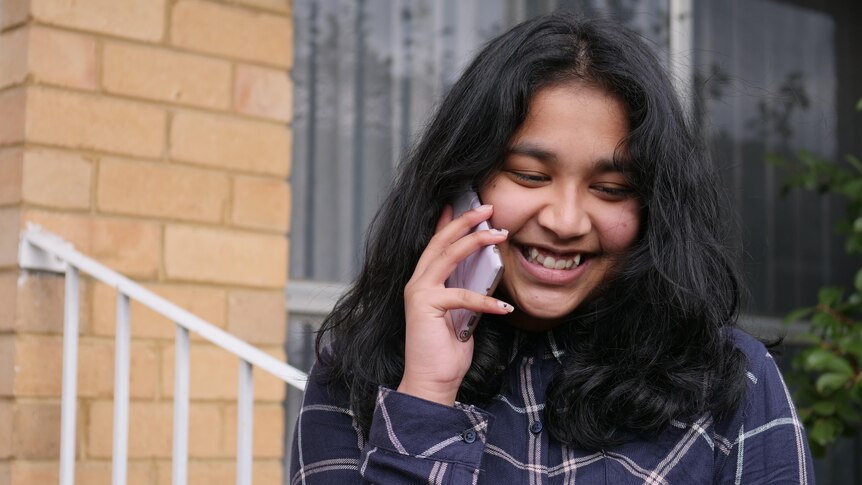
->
xmin=4 ymin=462 xmax=56 ymax=485
xmin=4 ymin=462 xmax=55 ymax=485
xmin=77 ymin=339 xmax=160 ymax=399
xmin=155 ymin=458 xmax=282 ymax=485
xmin=0 ymin=149 xmax=23 ymax=206
xmin=0 ymin=0 xmax=29 ymax=30
xmin=0 ymin=208 xmax=20 ymax=268
xmin=88 ymin=400 xmax=172 ymax=458
xmin=12 ymin=335 xmax=62 ymax=397
xmin=22 ymin=149 xmax=92 ymax=209
xmin=223 ymin=403 xmax=283 ymax=458
xmin=74 ymin=461 xmax=152 ymax=485
xmin=0 ymin=272 xmax=15 ymax=331
xmin=232 ymin=176 xmax=289 ymax=232
xmin=31 ymin=0 xmax=166 ymax=41
xmin=164 ymin=225 xmax=287 ymax=287
xmin=92 ymin=282 xmax=227 ymax=340
xmin=14 ymin=401 xmax=61 ymax=458
xmin=23 ymin=211 xmax=161 ymax=279
xmin=98 ymin=157 xmax=228 ymax=223
xmin=89 ymin=402 xmax=223 ymax=459
xmin=171 ymin=0 xmax=292 ymax=66
xmin=227 ymin=289 xmax=285 ymax=344
xmin=251 ymin=460 xmax=283 ymax=485
xmin=15 ymin=337 xmax=65 ymax=397
xmin=29 ymin=26 xmax=98 ymax=89
xmin=0 ymin=337 xmax=13 ymax=396
xmin=161 ymin=343 xmax=237 ymax=400
xmin=26 ymin=87 xmax=166 ymax=158
xmin=0 ymin=27 xmax=27 ymax=89
xmin=90 ymin=217 xmax=161 ymax=278
xmin=0 ymin=400 xmax=11 ymax=458
xmin=187 ymin=402 xmax=223 ymax=457
xmin=232 ymin=0 xmax=291 ymax=13
xmin=15 ymin=271 xmax=64 ymax=333
xmin=104 ymin=42 xmax=230 ymax=109
xmin=171 ymin=110 xmax=290 ymax=176
xmin=0 ymin=88 xmax=25 ymax=147
xmin=234 ymin=64 xmax=291 ymax=122
xmin=161 ymin=343 xmax=285 ymax=401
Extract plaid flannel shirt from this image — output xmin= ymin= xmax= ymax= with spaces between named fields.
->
xmin=290 ymin=329 xmax=814 ymax=484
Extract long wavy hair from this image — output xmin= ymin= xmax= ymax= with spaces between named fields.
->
xmin=314 ymin=12 xmax=748 ymax=450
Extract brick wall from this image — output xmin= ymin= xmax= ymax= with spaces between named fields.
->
xmin=0 ymin=0 xmax=293 ymax=483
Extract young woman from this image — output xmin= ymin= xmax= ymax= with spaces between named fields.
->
xmin=290 ymin=13 xmax=814 ymax=484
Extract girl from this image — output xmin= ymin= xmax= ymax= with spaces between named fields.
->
xmin=291 ymin=13 xmax=814 ymax=484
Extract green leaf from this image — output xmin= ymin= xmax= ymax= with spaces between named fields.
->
xmin=784 ymin=307 xmax=814 ymax=324
xmin=816 ymin=372 xmax=852 ymax=394
xmin=812 ymin=400 xmax=836 ymax=415
xmin=838 ymin=338 xmax=862 ymax=363
xmin=792 ymin=332 xmax=822 ymax=345
xmin=818 ymin=287 xmax=844 ymax=306
xmin=811 ymin=311 xmax=841 ymax=333
xmin=805 ymin=349 xmax=854 ymax=375
xmin=809 ymin=418 xmax=841 ymax=446
xmin=856 ymin=98 xmax=862 ymax=111
xmin=836 ymin=401 xmax=861 ymax=424
xmin=856 ymin=268 xmax=862 ymax=293
xmin=847 ymin=154 xmax=862 ymax=174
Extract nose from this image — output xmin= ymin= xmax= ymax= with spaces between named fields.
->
xmin=536 ymin=187 xmax=591 ymax=240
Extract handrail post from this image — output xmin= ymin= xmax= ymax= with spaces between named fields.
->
xmin=172 ymin=324 xmax=190 ymax=485
xmin=237 ymin=360 xmax=254 ymax=485
xmin=59 ymin=265 xmax=80 ymax=485
xmin=112 ymin=293 xmax=131 ymax=485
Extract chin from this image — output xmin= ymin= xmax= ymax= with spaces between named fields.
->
xmin=505 ymin=300 xmax=576 ymax=331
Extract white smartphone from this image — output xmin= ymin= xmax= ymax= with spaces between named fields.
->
xmin=445 ymin=191 xmax=505 ymax=341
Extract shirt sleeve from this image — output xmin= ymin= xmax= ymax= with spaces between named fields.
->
xmin=714 ymin=349 xmax=815 ymax=484
xmin=361 ymin=387 xmax=492 ymax=484
xmin=289 ymin=363 xmax=368 ymax=484
xmin=290 ymin=366 xmax=493 ymax=485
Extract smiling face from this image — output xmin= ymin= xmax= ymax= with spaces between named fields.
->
xmin=479 ymin=83 xmax=640 ymax=331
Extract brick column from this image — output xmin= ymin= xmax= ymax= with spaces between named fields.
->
xmin=0 ymin=0 xmax=293 ymax=483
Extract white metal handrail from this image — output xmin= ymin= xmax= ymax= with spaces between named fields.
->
xmin=18 ymin=224 xmax=308 ymax=485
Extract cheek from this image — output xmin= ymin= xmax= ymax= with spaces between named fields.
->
xmin=600 ymin=210 xmax=640 ymax=251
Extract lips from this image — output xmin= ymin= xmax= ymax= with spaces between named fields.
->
xmin=512 ymin=242 xmax=592 ymax=285
xmin=521 ymin=245 xmax=582 ymax=269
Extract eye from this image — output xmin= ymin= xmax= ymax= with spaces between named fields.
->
xmin=506 ymin=170 xmax=550 ymax=186
xmin=591 ymin=184 xmax=635 ymax=200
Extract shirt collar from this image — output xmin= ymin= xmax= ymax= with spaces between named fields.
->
xmin=507 ymin=329 xmax=566 ymax=365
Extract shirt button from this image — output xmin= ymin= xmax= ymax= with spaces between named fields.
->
xmin=462 ymin=429 xmax=477 ymax=443
xmin=530 ymin=421 xmax=543 ymax=434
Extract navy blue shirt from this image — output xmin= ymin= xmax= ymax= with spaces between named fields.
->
xmin=290 ymin=329 xmax=814 ymax=484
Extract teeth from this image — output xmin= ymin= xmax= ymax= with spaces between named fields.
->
xmin=523 ymin=245 xmax=583 ymax=270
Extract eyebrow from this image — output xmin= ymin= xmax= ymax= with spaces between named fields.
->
xmin=506 ymin=142 xmax=626 ymax=173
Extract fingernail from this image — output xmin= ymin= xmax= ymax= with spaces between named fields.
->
xmin=476 ymin=204 xmax=492 ymax=212
xmin=490 ymin=228 xmax=508 ymax=235
xmin=498 ymin=301 xmax=514 ymax=312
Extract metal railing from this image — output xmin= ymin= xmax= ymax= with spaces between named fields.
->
xmin=18 ymin=224 xmax=308 ymax=485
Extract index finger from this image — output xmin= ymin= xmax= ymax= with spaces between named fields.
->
xmin=413 ymin=203 xmax=494 ymax=276
xmin=435 ymin=204 xmax=454 ymax=233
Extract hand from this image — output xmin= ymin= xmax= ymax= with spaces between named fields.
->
xmin=397 ymin=203 xmax=514 ymax=406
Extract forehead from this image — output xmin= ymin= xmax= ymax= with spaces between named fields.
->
xmin=507 ymin=83 xmax=630 ymax=169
